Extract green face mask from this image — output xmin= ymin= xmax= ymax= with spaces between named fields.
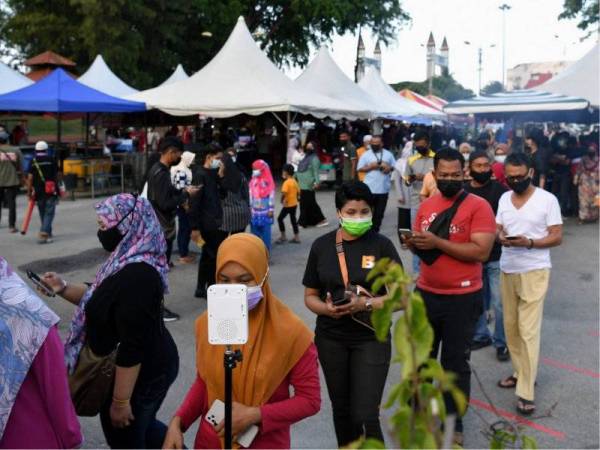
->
xmin=340 ymin=216 xmax=373 ymax=237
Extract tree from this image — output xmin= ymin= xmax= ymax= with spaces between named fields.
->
xmin=391 ymin=73 xmax=475 ymax=102
xmin=0 ymin=0 xmax=410 ymax=89
xmin=481 ymin=80 xmax=504 ymax=96
xmin=559 ymin=0 xmax=599 ymax=39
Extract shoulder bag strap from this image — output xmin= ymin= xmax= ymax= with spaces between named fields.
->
xmin=335 ymin=229 xmax=349 ymax=287
xmin=33 ymin=159 xmax=46 ymax=182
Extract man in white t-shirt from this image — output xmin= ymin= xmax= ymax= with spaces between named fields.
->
xmin=495 ymin=153 xmax=563 ymax=416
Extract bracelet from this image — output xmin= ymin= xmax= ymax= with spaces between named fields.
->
xmin=527 ymin=238 xmax=534 ymax=250
xmin=112 ymin=396 xmax=130 ymax=407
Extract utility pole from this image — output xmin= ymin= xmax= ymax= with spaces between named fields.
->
xmin=499 ymin=3 xmax=511 ymax=88
xmin=478 ymin=47 xmax=483 ymax=95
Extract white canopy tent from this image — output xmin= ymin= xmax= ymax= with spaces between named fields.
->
xmin=158 ymin=64 xmax=189 ymax=87
xmin=538 ymin=43 xmax=599 ymax=107
xmin=0 ymin=62 xmax=33 ymax=94
xmin=295 ymin=47 xmax=380 ymax=118
xmin=78 ymin=54 xmax=139 ymax=98
xmin=358 ymin=67 xmax=445 ymax=120
xmin=129 ymin=17 xmax=368 ymax=120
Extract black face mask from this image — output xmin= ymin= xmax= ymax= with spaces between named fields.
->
xmin=172 ymin=156 xmax=182 ymax=167
xmin=415 ymin=145 xmax=429 ymax=155
xmin=508 ymin=177 xmax=531 ymax=194
xmin=437 ymin=179 xmax=463 ymax=198
xmin=471 ymin=170 xmax=492 ymax=184
xmin=371 ymin=144 xmax=381 ymax=151
xmin=97 ymin=200 xmax=136 ymax=252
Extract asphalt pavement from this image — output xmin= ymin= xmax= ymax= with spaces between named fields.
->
xmin=1 ymin=189 xmax=598 ymax=449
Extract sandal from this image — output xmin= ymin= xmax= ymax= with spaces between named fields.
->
xmin=516 ymin=397 xmax=536 ymax=416
xmin=497 ymin=375 xmax=517 ymax=389
xmin=275 ymin=238 xmax=287 ymax=244
xmin=290 ymin=238 xmax=301 ymax=244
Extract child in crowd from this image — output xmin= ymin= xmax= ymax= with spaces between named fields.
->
xmin=249 ymin=159 xmax=275 ymax=253
xmin=276 ymin=164 xmax=301 ymax=244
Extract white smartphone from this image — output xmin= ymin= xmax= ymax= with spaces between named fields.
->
xmin=398 ymin=228 xmax=413 ymax=240
xmin=207 ymin=284 xmax=249 ymax=345
xmin=205 ymin=399 xmax=259 ymax=448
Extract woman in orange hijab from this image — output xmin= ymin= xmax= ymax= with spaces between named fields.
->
xmin=163 ymin=233 xmax=320 ymax=449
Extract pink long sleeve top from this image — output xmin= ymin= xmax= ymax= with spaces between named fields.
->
xmin=176 ymin=343 xmax=320 ymax=449
xmin=0 ymin=326 xmax=82 ymax=449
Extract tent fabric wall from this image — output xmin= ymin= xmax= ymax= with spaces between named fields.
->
xmin=158 ymin=64 xmax=189 ymax=87
xmin=443 ymin=90 xmax=590 ymax=114
xmin=538 ymin=43 xmax=599 ymax=108
xmin=78 ymin=54 xmax=139 ymax=98
xmin=0 ymin=62 xmax=33 ymax=95
xmin=129 ymin=17 xmax=368 ymax=119
xmin=0 ymin=68 xmax=146 ymax=113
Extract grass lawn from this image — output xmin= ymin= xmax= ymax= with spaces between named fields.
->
xmin=1 ymin=115 xmax=84 ymax=141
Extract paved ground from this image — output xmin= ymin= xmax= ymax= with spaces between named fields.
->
xmin=1 ymin=189 xmax=598 ymax=449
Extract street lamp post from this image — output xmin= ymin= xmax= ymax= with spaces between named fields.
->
xmin=499 ymin=3 xmax=511 ymax=88
xmin=465 ymin=41 xmax=495 ymax=95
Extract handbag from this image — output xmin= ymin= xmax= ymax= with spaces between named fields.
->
xmin=414 ymin=191 xmax=469 ymax=265
xmin=335 ymin=229 xmax=377 ymax=332
xmin=68 ymin=343 xmax=117 ymax=417
xmin=32 ymin=159 xmax=57 ymax=195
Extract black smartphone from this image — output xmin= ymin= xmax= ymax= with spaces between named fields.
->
xmin=505 ymin=236 xmax=519 ymax=240
xmin=333 ymin=285 xmax=357 ymax=306
xmin=26 ymin=270 xmax=55 ymax=297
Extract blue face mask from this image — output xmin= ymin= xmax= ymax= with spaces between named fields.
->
xmin=210 ymin=158 xmax=221 ymax=170
xmin=252 ymin=169 xmax=261 ymax=178
xmin=247 ymin=268 xmax=269 ymax=310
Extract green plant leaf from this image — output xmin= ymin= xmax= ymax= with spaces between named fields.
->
xmin=409 ymin=296 xmax=434 ymax=367
xmin=359 ymin=438 xmax=386 ymax=449
xmin=521 ymin=435 xmax=539 ymax=450
xmin=449 ymin=387 xmax=467 ymax=416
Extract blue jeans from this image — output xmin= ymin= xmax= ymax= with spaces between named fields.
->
xmin=251 ymin=222 xmax=272 ymax=254
xmin=410 ymin=207 xmax=420 ymax=275
xmin=37 ymin=196 xmax=57 ymax=236
xmin=100 ymin=349 xmax=179 ymax=448
xmin=473 ymin=260 xmax=506 ymax=347
xmin=176 ymin=208 xmax=192 ymax=257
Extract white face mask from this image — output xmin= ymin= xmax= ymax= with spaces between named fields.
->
xmin=210 ymin=158 xmax=221 ymax=169
xmin=252 ymin=169 xmax=261 ymax=177
xmin=462 ymin=153 xmax=470 ymax=161
xmin=495 ymin=155 xmax=507 ymax=164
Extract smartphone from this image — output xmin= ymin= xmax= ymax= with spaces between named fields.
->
xmin=505 ymin=236 xmax=519 ymax=240
xmin=333 ymin=285 xmax=356 ymax=306
xmin=26 ymin=270 xmax=55 ymax=297
xmin=398 ymin=228 xmax=413 ymax=240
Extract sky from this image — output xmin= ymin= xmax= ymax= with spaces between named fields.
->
xmin=286 ymin=0 xmax=598 ymax=93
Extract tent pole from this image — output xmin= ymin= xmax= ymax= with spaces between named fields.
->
xmin=85 ymin=113 xmax=90 ymax=149
xmin=286 ymin=111 xmax=290 ymax=150
xmin=57 ymin=113 xmax=62 ymax=145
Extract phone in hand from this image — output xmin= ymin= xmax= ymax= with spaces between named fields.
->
xmin=333 ymin=284 xmax=357 ymax=306
xmin=505 ymin=236 xmax=520 ymax=240
xmin=26 ymin=270 xmax=55 ymax=297
xmin=398 ymin=228 xmax=413 ymax=241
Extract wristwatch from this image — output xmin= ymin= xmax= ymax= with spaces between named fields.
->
xmin=364 ymin=300 xmax=373 ymax=312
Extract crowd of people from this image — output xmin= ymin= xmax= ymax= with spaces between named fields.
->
xmin=0 ymin=119 xmax=595 ymax=449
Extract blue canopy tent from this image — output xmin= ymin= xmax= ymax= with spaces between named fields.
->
xmin=0 ymin=68 xmax=146 ymax=144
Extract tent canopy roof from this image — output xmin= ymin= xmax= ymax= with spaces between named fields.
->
xmin=358 ymin=68 xmax=444 ymax=119
xmin=0 ymin=68 xmax=146 ymax=113
xmin=0 ymin=62 xmax=33 ymax=95
xmin=78 ymin=54 xmax=139 ymax=98
xmin=158 ymin=64 xmax=189 ymax=87
xmin=129 ymin=16 xmax=365 ymax=119
xmin=25 ymin=50 xmax=76 ymax=67
xmin=538 ymin=43 xmax=599 ymax=107
xmin=444 ymin=90 xmax=590 ymax=114
xmin=294 ymin=47 xmax=377 ymax=118
xmin=399 ymin=89 xmax=445 ymax=112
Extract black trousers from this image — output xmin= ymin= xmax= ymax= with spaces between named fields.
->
xmin=277 ymin=206 xmax=299 ymax=234
xmin=298 ymin=190 xmax=325 ymax=227
xmin=315 ymin=333 xmax=391 ymax=447
xmin=165 ymin=238 xmax=174 ymax=264
xmin=0 ymin=185 xmax=18 ymax=228
xmin=372 ymin=193 xmax=389 ymax=233
xmin=196 ymin=229 xmax=227 ymax=292
xmin=397 ymin=207 xmax=411 ymax=230
xmin=419 ymin=288 xmax=482 ymax=432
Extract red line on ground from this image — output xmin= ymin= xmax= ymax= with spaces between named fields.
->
xmin=469 ymin=398 xmax=566 ymax=440
xmin=541 ymin=357 xmax=600 ymax=379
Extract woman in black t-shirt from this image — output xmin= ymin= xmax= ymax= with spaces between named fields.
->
xmin=303 ymin=181 xmax=402 ymax=447
xmin=42 ymin=194 xmax=178 ymax=449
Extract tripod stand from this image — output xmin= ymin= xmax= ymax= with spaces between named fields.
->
xmin=224 ymin=346 xmax=243 ymax=449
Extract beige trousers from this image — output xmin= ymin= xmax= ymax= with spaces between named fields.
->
xmin=501 ymin=269 xmax=550 ymax=401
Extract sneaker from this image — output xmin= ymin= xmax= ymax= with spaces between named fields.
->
xmin=316 ymin=220 xmax=329 ymax=228
xmin=471 ymin=338 xmax=492 ymax=351
xmin=163 ymin=308 xmax=180 ymax=322
xmin=9 ymin=227 xmax=17 ymax=233
xmin=496 ymin=346 xmax=510 ymax=362
xmin=45 ymin=237 xmax=54 ymax=244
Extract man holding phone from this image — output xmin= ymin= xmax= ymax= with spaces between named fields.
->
xmin=401 ymin=148 xmax=496 ymax=445
xmin=496 ymin=153 xmax=562 ymax=416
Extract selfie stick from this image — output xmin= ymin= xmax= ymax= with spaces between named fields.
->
xmin=224 ymin=346 xmax=243 ymax=449
xmin=20 ymin=197 xmax=35 ymax=235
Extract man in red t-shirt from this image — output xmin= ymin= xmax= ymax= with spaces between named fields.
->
xmin=402 ymin=148 xmax=496 ymax=445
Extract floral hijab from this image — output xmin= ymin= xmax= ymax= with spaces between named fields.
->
xmin=64 ymin=193 xmax=169 ymax=372
xmin=0 ymin=256 xmax=59 ymax=436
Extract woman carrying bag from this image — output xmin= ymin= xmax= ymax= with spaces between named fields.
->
xmin=303 ymin=181 xmax=402 ymax=447
xmin=42 ymin=193 xmax=178 ymax=449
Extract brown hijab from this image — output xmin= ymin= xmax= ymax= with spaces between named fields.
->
xmin=195 ymin=233 xmax=313 ymax=410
